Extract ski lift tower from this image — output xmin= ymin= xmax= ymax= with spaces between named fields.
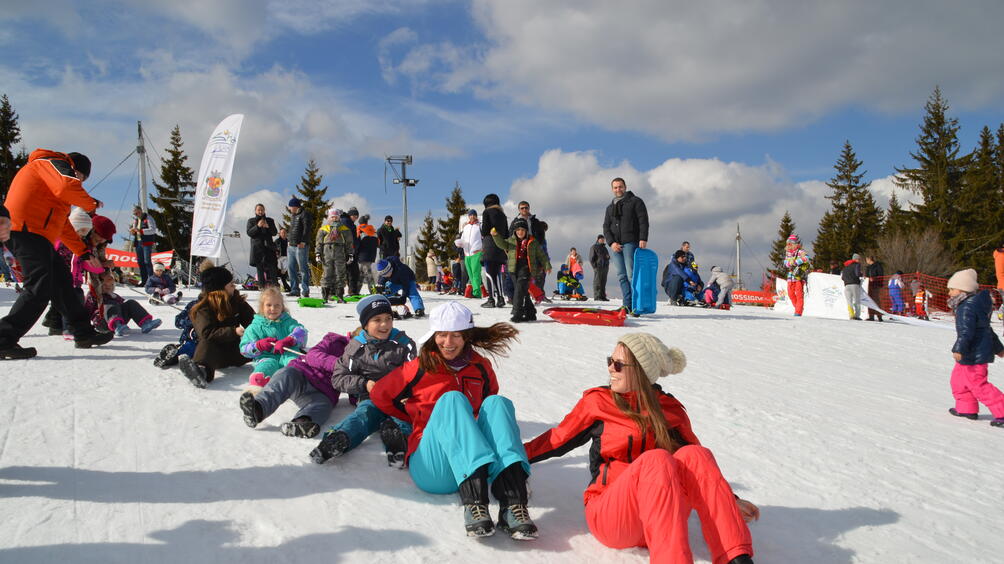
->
xmin=387 ymin=155 xmax=419 ymax=259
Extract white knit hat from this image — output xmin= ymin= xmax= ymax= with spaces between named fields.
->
xmin=617 ymin=332 xmax=686 ymax=383
xmin=69 ymin=207 xmax=92 ymax=234
xmin=419 ymin=301 xmax=476 ymax=343
xmin=946 ymin=268 xmax=979 ymax=293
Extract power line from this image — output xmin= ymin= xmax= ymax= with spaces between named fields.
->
xmin=87 ymin=149 xmax=136 ymax=193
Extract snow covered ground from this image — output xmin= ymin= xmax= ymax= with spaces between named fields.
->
xmin=1 ymin=285 xmax=1002 ymax=563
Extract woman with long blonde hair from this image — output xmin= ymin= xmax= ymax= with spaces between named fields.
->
xmin=525 ymin=333 xmax=758 ymax=564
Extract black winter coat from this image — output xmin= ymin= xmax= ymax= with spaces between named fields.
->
xmin=865 ymin=262 xmax=884 ymax=278
xmin=953 ymin=290 xmax=1004 ymax=365
xmin=288 ymin=209 xmax=313 ymax=247
xmin=589 ymin=242 xmax=610 ymax=269
xmin=340 ymin=215 xmax=359 ymax=254
xmin=841 ymin=261 xmax=862 ymax=285
xmin=192 ymin=293 xmax=255 ymax=370
xmin=276 ymin=235 xmax=288 ymax=258
xmin=603 ymin=191 xmax=649 ymax=245
xmin=378 ymin=225 xmax=402 ymax=257
xmin=246 ymin=215 xmax=278 ymax=267
xmin=480 ymin=205 xmax=509 ymax=264
xmin=357 ymin=233 xmax=378 ymax=263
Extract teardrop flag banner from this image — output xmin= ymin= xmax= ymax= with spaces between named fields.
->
xmin=190 ymin=114 xmax=244 ymax=258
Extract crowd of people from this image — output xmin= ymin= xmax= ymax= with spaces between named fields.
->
xmin=5 ymin=151 xmax=1004 ymax=563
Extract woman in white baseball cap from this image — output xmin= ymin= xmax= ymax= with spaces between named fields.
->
xmin=370 ymin=300 xmax=537 ymax=541
xmin=524 ymin=333 xmax=758 ymax=564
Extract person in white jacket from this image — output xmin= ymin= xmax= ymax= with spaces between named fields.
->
xmin=707 ymin=265 xmax=735 ymax=308
xmin=454 ymin=209 xmax=484 ymax=298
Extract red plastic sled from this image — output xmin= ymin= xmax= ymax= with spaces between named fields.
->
xmin=543 ymin=307 xmax=628 ymax=327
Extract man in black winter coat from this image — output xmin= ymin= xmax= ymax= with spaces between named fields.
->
xmin=602 ymin=177 xmax=649 ymax=311
xmin=286 ymin=197 xmax=313 ymax=297
xmin=343 ymin=207 xmax=361 ymax=294
xmin=589 ymin=234 xmax=610 ymax=301
xmin=246 ymin=203 xmax=279 ymax=287
xmin=377 ymin=215 xmax=402 ymax=259
xmin=480 ymin=193 xmax=509 ymax=308
xmin=509 ymin=200 xmax=549 ymax=291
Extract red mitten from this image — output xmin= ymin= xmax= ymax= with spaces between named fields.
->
xmin=255 ymin=337 xmax=277 ymax=353
xmin=273 ymin=336 xmax=296 ymax=354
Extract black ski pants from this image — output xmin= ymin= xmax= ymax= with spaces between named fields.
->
xmin=510 ymin=262 xmax=534 ymax=319
xmin=0 ymin=231 xmax=96 ymax=347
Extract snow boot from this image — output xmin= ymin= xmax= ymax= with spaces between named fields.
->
xmin=153 ymin=343 xmax=180 ymax=368
xmin=414 ymin=308 xmax=425 ymax=318
xmin=0 ymin=344 xmax=37 ymax=360
xmin=991 ymin=418 xmax=1004 ymax=428
xmin=140 ymin=318 xmax=163 ymax=334
xmin=47 ymin=325 xmax=63 ymax=336
xmin=459 ymin=465 xmax=494 ymax=537
xmin=481 ymin=297 xmax=496 ymax=308
xmin=239 ymin=391 xmax=265 ymax=428
xmin=949 ymin=408 xmax=978 ymax=420
xmin=727 ymin=556 xmax=754 ymax=564
xmin=321 ymin=287 xmax=331 ymax=301
xmin=74 ymin=330 xmax=114 ymax=349
xmin=280 ymin=417 xmax=320 ymax=438
xmin=379 ymin=418 xmax=407 ymax=468
xmin=178 ymin=354 xmax=210 ymax=388
xmin=309 ymin=430 xmax=350 ymax=464
xmin=491 ymin=463 xmax=537 ymax=540
xmin=114 ymin=322 xmax=130 ymax=337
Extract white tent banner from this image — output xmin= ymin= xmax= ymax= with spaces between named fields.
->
xmin=190 ymin=114 xmax=244 ymax=258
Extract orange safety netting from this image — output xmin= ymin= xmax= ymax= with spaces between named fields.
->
xmin=866 ymin=273 xmax=1000 ymax=316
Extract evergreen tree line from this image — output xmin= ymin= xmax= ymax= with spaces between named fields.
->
xmin=770 ymin=87 xmax=1004 ymax=283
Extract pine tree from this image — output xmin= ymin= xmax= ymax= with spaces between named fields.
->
xmin=435 ymin=183 xmax=466 ymax=262
xmin=0 ymin=94 xmax=28 ymax=202
xmin=285 ymin=159 xmax=329 ymax=265
xmin=894 ymin=86 xmax=964 ymax=237
xmin=768 ymin=211 xmax=796 ymax=277
xmin=149 ymin=125 xmax=197 ymax=258
xmin=813 ymin=140 xmax=884 ymax=267
xmin=414 ymin=211 xmax=440 ymax=281
xmin=884 ymin=191 xmax=912 ymax=235
xmin=953 ymin=126 xmax=1000 ymax=279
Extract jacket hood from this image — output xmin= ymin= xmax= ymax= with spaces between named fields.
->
xmin=28 ymin=148 xmax=71 ymax=163
xmin=844 ymin=258 xmax=857 ymax=266
xmin=711 ymin=266 xmax=723 ymax=273
xmin=483 ymin=193 xmax=500 ymax=207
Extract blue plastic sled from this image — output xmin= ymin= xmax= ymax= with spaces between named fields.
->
xmin=631 ymin=248 xmax=659 ymax=314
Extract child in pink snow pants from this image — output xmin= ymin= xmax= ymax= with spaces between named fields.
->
xmin=945 ymin=269 xmax=1004 ymax=428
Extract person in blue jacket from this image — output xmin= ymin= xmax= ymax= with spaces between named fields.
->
xmin=661 ymin=250 xmax=689 ymax=305
xmin=376 ymin=256 xmax=426 ymax=318
xmin=682 ymin=261 xmax=704 ymax=304
xmin=145 ymin=262 xmax=180 ymax=304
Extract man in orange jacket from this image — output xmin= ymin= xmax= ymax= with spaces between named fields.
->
xmin=0 ymin=149 xmax=114 ymax=359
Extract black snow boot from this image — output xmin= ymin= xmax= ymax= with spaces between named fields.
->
xmin=459 ymin=464 xmax=494 ymax=537
xmin=949 ymin=408 xmax=978 ymax=420
xmin=413 ymin=308 xmax=425 ymax=318
xmin=178 ymin=354 xmax=210 ymax=388
xmin=0 ymin=344 xmax=37 ymax=360
xmin=309 ymin=430 xmax=350 ymax=464
xmin=727 ymin=555 xmax=754 ymax=564
xmin=239 ymin=391 xmax=265 ymax=428
xmin=280 ymin=417 xmax=320 ymax=438
xmin=379 ymin=418 xmax=408 ymax=468
xmin=154 ymin=343 xmax=181 ymax=368
xmin=491 ymin=463 xmax=537 ymax=540
xmin=74 ymin=330 xmax=114 ymax=349
xmin=481 ymin=297 xmax=496 ymax=308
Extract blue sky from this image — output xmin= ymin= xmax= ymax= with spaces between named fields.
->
xmin=3 ymin=1 xmax=1004 ymax=280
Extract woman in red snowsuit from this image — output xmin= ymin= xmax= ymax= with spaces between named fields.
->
xmin=524 ymin=332 xmax=758 ymax=564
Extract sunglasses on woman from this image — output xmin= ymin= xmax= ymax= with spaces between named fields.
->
xmin=606 ymin=357 xmax=636 ymax=372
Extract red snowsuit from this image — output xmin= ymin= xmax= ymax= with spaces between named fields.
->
xmin=524 ymin=386 xmax=753 ymax=564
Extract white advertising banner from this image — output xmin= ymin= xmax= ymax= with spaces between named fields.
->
xmin=802 ymin=272 xmax=851 ymax=319
xmin=190 ymin=114 xmax=244 ymax=258
xmin=774 ymin=277 xmax=794 ymax=315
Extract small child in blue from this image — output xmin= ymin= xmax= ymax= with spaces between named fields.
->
xmin=239 ymin=287 xmax=308 ymax=389
xmin=146 ymin=262 xmax=181 ymax=305
xmin=376 ymin=255 xmax=426 ymax=318
xmin=310 ymin=294 xmax=417 ymax=465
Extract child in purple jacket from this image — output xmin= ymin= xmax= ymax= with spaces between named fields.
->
xmin=238 ymin=331 xmax=350 ymax=438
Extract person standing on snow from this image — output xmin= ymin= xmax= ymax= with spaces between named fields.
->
xmin=841 ymin=253 xmax=863 ymax=320
xmin=129 ymin=204 xmax=158 ymax=285
xmin=783 ymin=234 xmax=811 ymax=316
xmin=285 ymin=197 xmax=313 ymax=298
xmin=246 ymin=203 xmax=279 ymax=288
xmin=864 ymin=255 xmax=884 ymax=322
xmin=602 ymin=177 xmax=649 ymax=314
xmin=524 ymin=333 xmax=757 ymax=563
xmin=589 ymin=234 xmax=610 ymax=301
xmin=377 ymin=215 xmax=402 ymax=259
xmin=509 ymin=201 xmax=549 ymax=291
xmin=0 ymin=150 xmax=114 ymax=359
xmin=944 ymin=269 xmax=1004 ymax=429
xmin=480 ymin=193 xmax=509 ymax=308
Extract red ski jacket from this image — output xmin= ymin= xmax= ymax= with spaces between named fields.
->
xmin=370 ymin=352 xmax=499 ymax=459
xmin=5 ymin=149 xmax=97 ymax=256
xmin=524 ymin=385 xmax=700 ymax=505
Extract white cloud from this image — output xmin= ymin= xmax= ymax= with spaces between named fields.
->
xmin=387 ymin=0 xmax=1004 ymax=141
xmin=502 ymin=150 xmax=898 ymax=289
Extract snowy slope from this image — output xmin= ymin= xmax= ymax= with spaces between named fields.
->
xmin=1 ymin=285 xmax=1002 ymax=563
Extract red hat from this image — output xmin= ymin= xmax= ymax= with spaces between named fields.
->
xmin=91 ymin=215 xmax=117 ymax=240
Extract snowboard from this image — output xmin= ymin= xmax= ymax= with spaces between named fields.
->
xmin=631 ymin=248 xmax=659 ymax=314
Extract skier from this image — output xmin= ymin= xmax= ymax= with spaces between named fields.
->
xmin=524 ymin=333 xmax=757 ymax=564
xmin=944 ymin=269 xmax=1004 ymax=428
xmin=370 ymin=302 xmax=537 ymax=540
xmin=238 ymin=287 xmax=308 ymax=389
xmin=309 ymin=294 xmax=417 ymax=463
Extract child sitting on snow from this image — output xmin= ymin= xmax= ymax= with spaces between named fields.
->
xmin=554 ymin=264 xmax=587 ymax=300
xmin=145 ymin=262 xmax=181 ymax=305
xmin=310 ymin=294 xmax=417 ymax=463
xmin=375 ymin=255 xmax=426 ymax=318
xmin=239 ymin=287 xmax=308 ymax=389
xmin=239 ymin=330 xmax=351 ymax=439
xmin=85 ymin=270 xmax=163 ymax=336
xmin=944 ymin=269 xmax=1004 ymax=428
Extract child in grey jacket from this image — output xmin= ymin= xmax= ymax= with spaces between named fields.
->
xmin=310 ymin=294 xmax=417 ymax=464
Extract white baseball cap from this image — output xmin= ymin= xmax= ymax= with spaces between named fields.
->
xmin=419 ymin=301 xmax=476 ymax=343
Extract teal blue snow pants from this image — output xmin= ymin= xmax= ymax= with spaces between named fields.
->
xmin=408 ymin=391 xmax=529 ymax=494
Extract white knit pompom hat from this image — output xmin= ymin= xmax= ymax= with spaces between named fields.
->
xmin=946 ymin=268 xmax=979 ymax=293
xmin=616 ymin=332 xmax=686 ymax=383
xmin=69 ymin=207 xmax=92 ymax=234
